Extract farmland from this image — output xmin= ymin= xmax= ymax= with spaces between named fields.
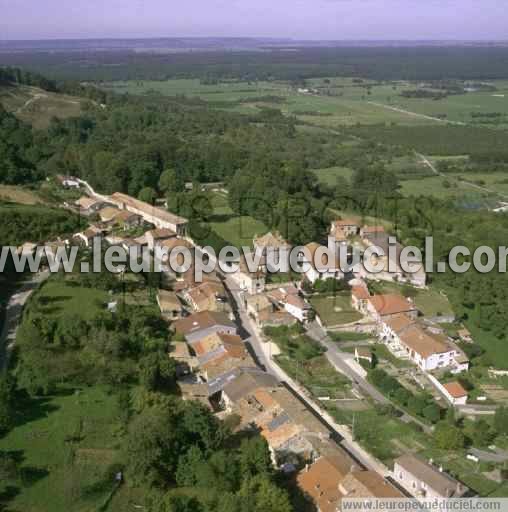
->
xmin=102 ymin=77 xmax=508 ymax=130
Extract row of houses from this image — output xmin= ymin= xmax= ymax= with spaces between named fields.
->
xmin=299 ymin=450 xmax=468 ymax=512
xmin=351 ymin=280 xmax=470 ymax=405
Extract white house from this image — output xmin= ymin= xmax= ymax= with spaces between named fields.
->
xmin=381 ymin=315 xmax=469 ymax=372
xmin=442 ymin=381 xmax=468 ymax=406
xmin=330 ymin=219 xmax=359 ymax=238
xmin=393 ymin=454 xmax=467 ymax=498
xmin=299 ymin=242 xmax=344 ymax=284
xmin=267 ymin=285 xmax=312 ymax=323
xmin=56 ymin=175 xmax=80 ymax=189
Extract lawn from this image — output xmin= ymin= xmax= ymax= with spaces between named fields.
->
xmin=29 ymin=278 xmax=109 ymax=321
xmin=205 ymin=191 xmax=269 ymax=249
xmin=327 ymin=331 xmax=371 ymax=342
xmin=310 ymin=293 xmax=363 ymax=327
xmin=311 ymin=166 xmax=353 ymax=187
xmin=328 ymin=406 xmax=431 ymax=464
xmin=371 ymin=281 xmax=454 ymax=318
xmin=0 ymin=385 xmax=124 ymax=512
xmin=265 ymin=325 xmax=352 ymax=399
xmin=371 ymin=344 xmax=412 ymax=369
xmin=210 ymin=215 xmax=268 ymax=250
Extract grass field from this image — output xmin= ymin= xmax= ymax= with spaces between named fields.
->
xmin=370 ymin=281 xmax=454 ymax=318
xmin=312 ymin=166 xmax=354 ymax=186
xmin=0 ymin=185 xmax=43 ymax=205
xmin=31 ymin=279 xmax=109 ymax=321
xmin=0 ymin=385 xmax=123 ymax=512
xmin=310 ymin=293 xmax=363 ymax=327
xmin=0 ymin=84 xmax=84 ymax=129
xmin=208 ymin=191 xmax=268 ymax=248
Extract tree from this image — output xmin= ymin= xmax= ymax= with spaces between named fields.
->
xmin=159 ymin=168 xmax=182 ymax=194
xmin=238 ymin=475 xmax=292 ymax=512
xmin=138 ymin=186 xmax=157 ymax=204
xmin=125 ymin=402 xmax=181 ymax=486
xmin=422 ymin=404 xmax=441 ymax=424
xmin=469 ymin=419 xmax=494 ymax=447
xmin=0 ymin=374 xmax=14 ymax=435
xmin=494 ymin=407 xmax=508 ymax=436
xmin=434 ymin=422 xmax=465 ymax=450
xmin=139 ymin=352 xmax=177 ymax=393
xmin=238 ymin=437 xmax=273 ymax=478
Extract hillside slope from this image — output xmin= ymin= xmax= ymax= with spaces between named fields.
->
xmin=0 ymin=83 xmax=84 ymax=128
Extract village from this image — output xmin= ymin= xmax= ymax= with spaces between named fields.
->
xmin=13 ymin=175 xmax=500 ymax=509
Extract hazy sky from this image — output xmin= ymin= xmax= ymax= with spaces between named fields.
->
xmin=1 ymin=0 xmax=507 ymax=41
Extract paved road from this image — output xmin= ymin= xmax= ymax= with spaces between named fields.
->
xmin=416 ymin=152 xmax=508 ymax=200
xmin=215 ymin=268 xmax=390 ymax=476
xmin=368 ymin=101 xmax=466 ymax=126
xmin=470 ymin=447 xmax=508 ymax=463
xmin=306 ymin=321 xmax=433 ymax=434
xmin=0 ymin=272 xmax=49 ymax=370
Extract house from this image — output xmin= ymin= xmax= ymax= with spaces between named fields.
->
xmin=196 ymin=333 xmax=255 ymax=380
xmin=253 ymin=231 xmax=291 ymax=258
xmin=183 ymin=281 xmax=229 ymax=313
xmin=73 ymin=225 xmax=103 ymax=247
xmin=360 ymin=225 xmax=385 ymax=237
xmin=355 ymin=347 xmax=373 ymax=365
xmin=221 ymin=370 xmax=279 ymax=411
xmin=157 ymin=290 xmax=184 ymax=320
xmin=382 ymin=315 xmax=468 ymax=372
xmin=297 ymin=454 xmax=358 ymax=512
xmin=145 ymin=228 xmax=177 ymax=251
xmin=297 ymin=457 xmax=402 ymax=512
xmin=442 ymin=381 xmax=468 ymax=406
xmin=339 ymin=470 xmax=404 ymax=498
xmin=98 ymin=206 xmax=121 ymax=223
xmin=113 ymin=210 xmax=142 ymax=229
xmin=233 ymin=254 xmax=266 ymax=295
xmin=75 ymin=196 xmax=111 ymax=214
xmin=330 ymin=219 xmax=359 ymax=238
xmin=56 ymin=175 xmax=80 ymax=189
xmin=361 ymin=233 xmax=426 ymax=288
xmin=267 ymin=285 xmax=312 ymax=323
xmin=458 ymin=327 xmax=473 ymax=343
xmin=173 ymin=311 xmax=237 ymax=344
xmin=299 ymin=242 xmax=344 ymax=284
xmin=109 ymin=192 xmax=188 ymax=235
xmin=169 ymin=341 xmax=197 ymax=376
xmin=351 ymin=283 xmax=370 ymax=312
xmin=366 ymin=294 xmax=418 ymax=322
xmin=245 ymin=293 xmax=274 ymax=322
xmin=393 ymin=454 xmax=468 ymax=498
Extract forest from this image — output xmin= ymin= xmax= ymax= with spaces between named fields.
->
xmin=3 ymin=46 xmax=508 ymax=82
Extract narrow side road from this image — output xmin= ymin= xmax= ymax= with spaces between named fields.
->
xmin=0 ymin=271 xmax=49 ymax=370
xmin=306 ymin=321 xmax=433 ymax=435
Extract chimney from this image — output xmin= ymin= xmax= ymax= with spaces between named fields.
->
xmin=305 ymin=464 xmax=309 ymax=473
xmin=439 ymin=466 xmax=443 ymax=473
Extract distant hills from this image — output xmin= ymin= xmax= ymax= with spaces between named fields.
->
xmin=1 ymin=37 xmax=508 ymax=54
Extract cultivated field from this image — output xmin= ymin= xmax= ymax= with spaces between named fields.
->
xmin=102 ymin=77 xmax=508 ymax=129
